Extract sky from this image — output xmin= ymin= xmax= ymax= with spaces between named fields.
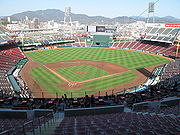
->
xmin=0 ymin=0 xmax=180 ymax=18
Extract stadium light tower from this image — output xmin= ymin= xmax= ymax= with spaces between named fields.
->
xmin=147 ymin=2 xmax=155 ymax=23
xmin=64 ymin=7 xmax=72 ymax=25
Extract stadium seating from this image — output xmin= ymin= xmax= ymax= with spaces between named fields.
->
xmin=143 ymin=27 xmax=180 ymax=43
xmin=0 ymin=81 xmax=179 ymax=134
xmin=0 ymin=26 xmax=9 ymax=34
xmin=22 ymin=37 xmax=86 ymax=49
xmin=138 ymin=104 xmax=180 ymax=116
xmin=158 ymin=60 xmax=180 ymax=88
xmin=0 ymin=35 xmax=11 ymax=43
xmin=0 ymin=45 xmax=25 ymax=97
xmin=0 ymin=118 xmax=33 ymax=134
xmin=156 ymin=28 xmax=166 ymax=35
xmin=0 ymin=114 xmax=52 ymax=135
xmin=0 ymin=25 xmax=14 ymax=43
xmin=149 ymin=27 xmax=159 ymax=34
xmin=0 ymin=26 xmax=179 ymax=135
xmin=1 ymin=16 xmax=180 ymax=135
xmin=144 ymin=27 xmax=153 ymax=33
xmin=112 ymin=41 xmax=179 ymax=57
xmin=52 ymin=112 xmax=180 ymax=135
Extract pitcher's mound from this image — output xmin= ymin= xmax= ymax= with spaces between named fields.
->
xmin=60 ymin=82 xmax=84 ymax=90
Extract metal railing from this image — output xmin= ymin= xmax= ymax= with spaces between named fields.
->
xmin=0 ymin=113 xmax=54 ymax=135
xmin=0 ymin=84 xmax=144 ymax=98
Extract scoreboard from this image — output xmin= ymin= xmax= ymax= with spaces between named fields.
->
xmin=87 ymin=25 xmax=116 ymax=33
xmin=87 ymin=26 xmax=96 ymax=32
xmin=96 ymin=26 xmax=106 ymax=32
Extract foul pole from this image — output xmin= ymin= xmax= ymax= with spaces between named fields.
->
xmin=176 ymin=41 xmax=180 ymax=57
xmin=20 ymin=32 xmax=24 ymax=47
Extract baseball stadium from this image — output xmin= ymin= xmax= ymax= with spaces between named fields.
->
xmin=0 ymin=0 xmax=180 ymax=135
xmin=23 ymin=46 xmax=171 ymax=98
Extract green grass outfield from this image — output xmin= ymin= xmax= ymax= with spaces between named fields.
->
xmin=84 ymin=72 xmax=136 ymax=91
xmin=27 ymin=47 xmax=172 ymax=97
xmin=26 ymin=48 xmax=171 ymax=70
xmin=56 ymin=65 xmax=108 ymax=82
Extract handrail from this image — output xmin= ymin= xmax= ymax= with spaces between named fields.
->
xmin=24 ymin=120 xmax=33 ymax=125
xmin=23 ymin=120 xmax=34 ymax=135
xmin=0 ymin=112 xmax=54 ymax=135
xmin=0 ymin=130 xmax=10 ymax=135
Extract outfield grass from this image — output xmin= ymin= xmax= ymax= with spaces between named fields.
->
xmin=84 ymin=72 xmax=137 ymax=90
xmin=30 ymin=67 xmax=63 ymax=85
xmin=26 ymin=48 xmax=171 ymax=70
xmin=56 ymin=65 xmax=109 ymax=81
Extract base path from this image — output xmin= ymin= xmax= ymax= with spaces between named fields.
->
xmin=42 ymin=65 xmax=70 ymax=83
xmin=79 ymin=71 xmax=129 ymax=83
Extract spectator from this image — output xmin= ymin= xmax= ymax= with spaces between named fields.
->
xmin=84 ymin=95 xmax=90 ymax=107
xmin=59 ymin=96 xmax=66 ymax=111
xmin=90 ymin=95 xmax=95 ymax=107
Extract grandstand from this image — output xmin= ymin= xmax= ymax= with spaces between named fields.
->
xmin=53 ymin=111 xmax=180 ymax=135
xmin=112 ymin=40 xmax=179 ymax=57
xmin=0 ymin=24 xmax=179 ymax=97
xmin=112 ymin=25 xmax=180 ymax=58
xmin=19 ymin=31 xmax=88 ymax=51
xmin=143 ymin=27 xmax=179 ymax=43
xmin=1 ymin=0 xmax=180 ymax=134
xmin=0 ymin=45 xmax=31 ymax=98
xmin=0 ymin=25 xmax=14 ymax=43
xmin=157 ymin=60 xmax=180 ymax=90
xmin=0 ymin=92 xmax=179 ymax=134
xmin=0 ymin=26 xmax=31 ymax=98
xmin=0 ymin=19 xmax=180 ymax=135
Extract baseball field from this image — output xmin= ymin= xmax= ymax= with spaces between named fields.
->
xmin=21 ymin=47 xmax=172 ymax=97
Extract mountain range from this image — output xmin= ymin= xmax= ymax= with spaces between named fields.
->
xmin=1 ymin=9 xmax=180 ymax=24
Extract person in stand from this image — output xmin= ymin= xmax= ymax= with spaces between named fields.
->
xmin=59 ymin=96 xmax=66 ymax=111
xmin=90 ymin=95 xmax=95 ymax=107
xmin=104 ymin=92 xmax=108 ymax=100
xmin=64 ymin=94 xmax=67 ymax=99
xmin=84 ymin=95 xmax=90 ymax=107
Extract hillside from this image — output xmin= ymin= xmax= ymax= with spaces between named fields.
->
xmin=1 ymin=9 xmax=180 ymax=24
